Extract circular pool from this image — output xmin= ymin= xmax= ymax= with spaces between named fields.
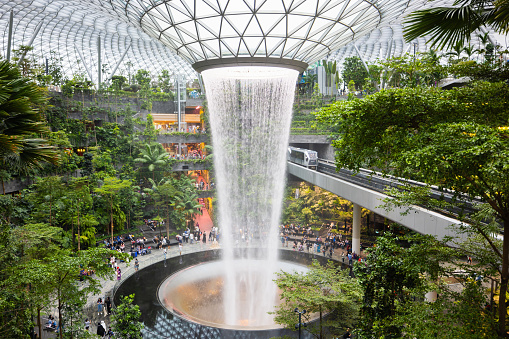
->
xmin=113 ymin=248 xmax=343 ymax=338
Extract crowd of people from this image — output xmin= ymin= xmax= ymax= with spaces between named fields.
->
xmin=280 ymin=223 xmax=362 ymax=261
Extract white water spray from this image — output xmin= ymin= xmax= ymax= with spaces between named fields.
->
xmin=202 ymin=66 xmax=298 ymax=326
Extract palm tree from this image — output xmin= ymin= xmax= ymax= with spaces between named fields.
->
xmin=404 ymin=0 xmax=509 ymax=50
xmin=445 ymin=41 xmax=466 ymax=61
xmin=134 ymin=143 xmax=168 ymax=182
xmin=306 ymin=73 xmax=318 ymax=94
xmin=0 ymin=60 xmax=58 ymax=183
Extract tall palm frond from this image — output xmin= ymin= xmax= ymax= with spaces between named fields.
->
xmin=404 ymin=0 xmax=498 ymax=50
xmin=0 ymin=60 xmax=58 ymax=173
xmin=134 ymin=143 xmax=168 ymax=180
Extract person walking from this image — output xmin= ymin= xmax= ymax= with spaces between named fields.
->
xmin=97 ymin=322 xmax=106 ymax=337
xmin=179 ymin=242 xmax=183 ymax=256
xmin=117 ymin=267 xmax=121 ymax=281
xmin=163 ymin=247 xmax=167 ymax=260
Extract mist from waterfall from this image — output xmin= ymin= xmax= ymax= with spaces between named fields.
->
xmin=202 ymin=66 xmax=298 ymax=326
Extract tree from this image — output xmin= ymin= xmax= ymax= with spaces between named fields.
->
xmin=315 ymin=82 xmax=509 ymax=337
xmin=148 ymin=178 xmax=179 ymax=238
xmin=27 ymin=176 xmax=65 ymax=226
xmin=134 ymin=142 xmax=168 ymax=182
xmin=174 ymin=175 xmax=202 ymax=230
xmin=157 ymin=69 xmax=172 ymax=93
xmin=65 ymin=177 xmax=94 ymax=251
xmin=95 ymin=177 xmax=132 ymax=243
xmin=341 ymin=57 xmax=368 ymax=90
xmin=354 ymin=233 xmax=450 ymax=338
xmin=111 ymin=294 xmax=143 ymax=339
xmin=403 ymin=0 xmax=509 ymax=50
xmin=142 ymin=115 xmax=158 ymax=143
xmin=272 ymin=260 xmax=362 ymax=338
xmin=0 ymin=60 xmax=58 ymax=174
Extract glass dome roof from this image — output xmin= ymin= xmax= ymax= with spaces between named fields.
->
xmin=105 ymin=0 xmax=420 ymax=71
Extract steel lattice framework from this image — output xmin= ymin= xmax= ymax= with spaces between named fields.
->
xmin=102 ymin=0 xmax=426 ymax=71
xmin=0 ymin=1 xmax=197 ymax=83
xmin=1 ymin=0 xmax=502 ymax=80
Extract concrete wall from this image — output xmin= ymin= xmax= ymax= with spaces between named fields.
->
xmin=172 ymin=162 xmax=211 ymax=171
xmin=289 ymin=134 xmax=335 ymax=160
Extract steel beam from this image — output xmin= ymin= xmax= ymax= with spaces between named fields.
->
xmin=75 ymin=46 xmax=94 ymax=83
xmin=353 ymin=44 xmax=379 ymax=91
xmin=6 ymin=10 xmax=13 ymax=62
xmin=17 ymin=20 xmax=44 ymax=66
xmin=97 ymin=36 xmax=101 ymax=89
xmin=107 ymin=44 xmax=131 ymax=82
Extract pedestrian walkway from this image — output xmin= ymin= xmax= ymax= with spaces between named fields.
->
xmin=38 ymin=235 xmax=350 ymax=338
xmin=193 ymin=200 xmax=213 ymax=233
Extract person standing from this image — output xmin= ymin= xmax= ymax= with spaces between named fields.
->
xmin=84 ymin=318 xmax=90 ymax=331
xmin=105 ymin=297 xmax=112 ymax=315
xmin=134 ymin=258 xmax=139 ymax=272
xmin=117 ymin=267 xmax=121 ymax=281
xmin=163 ymin=247 xmax=167 ymax=260
xmin=179 ymin=242 xmax=183 ymax=256
xmin=202 ymin=232 xmax=207 ymax=244
xmin=97 ymin=298 xmax=103 ymax=315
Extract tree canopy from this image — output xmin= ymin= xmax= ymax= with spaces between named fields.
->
xmin=315 ymin=81 xmax=509 ymax=337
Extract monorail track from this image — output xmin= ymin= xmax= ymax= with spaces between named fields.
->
xmin=314 ymin=159 xmax=482 ymax=220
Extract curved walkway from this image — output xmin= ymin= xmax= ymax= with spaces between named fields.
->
xmin=40 ymin=238 xmax=350 ymax=338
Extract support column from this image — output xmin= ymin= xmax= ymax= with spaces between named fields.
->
xmin=6 ymin=10 xmax=13 ymax=62
xmin=17 ymin=20 xmax=44 ymax=66
xmin=352 ymin=203 xmax=361 ymax=255
xmin=425 ymin=291 xmax=437 ymax=302
xmin=97 ymin=36 xmax=101 ymax=90
xmin=107 ymin=44 xmax=131 ymax=82
xmin=353 ymin=44 xmax=379 ymax=91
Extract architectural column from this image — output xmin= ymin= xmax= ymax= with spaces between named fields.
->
xmin=352 ymin=203 xmax=361 ymax=255
xmin=6 ymin=10 xmax=13 ymax=62
xmin=425 ymin=291 xmax=437 ymax=302
xmin=97 ymin=36 xmax=101 ymax=90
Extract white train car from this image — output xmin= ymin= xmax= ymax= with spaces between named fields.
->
xmin=287 ymin=146 xmax=318 ymax=169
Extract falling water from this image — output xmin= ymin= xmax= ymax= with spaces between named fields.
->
xmin=202 ymin=66 xmax=298 ymax=326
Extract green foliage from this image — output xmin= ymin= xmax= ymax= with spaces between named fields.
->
xmin=272 ymin=260 xmax=362 ymax=338
xmin=354 ymin=233 xmax=447 ymax=338
xmin=111 ymin=294 xmax=143 ymax=339
xmin=143 ymin=115 xmax=158 ymax=143
xmin=342 ymin=57 xmax=368 ymax=90
xmin=317 ymin=81 xmax=509 ymax=336
xmin=378 ymin=52 xmax=446 ymax=88
xmin=95 ymin=177 xmax=132 ymax=240
xmin=0 ymin=60 xmax=58 ymax=174
xmin=282 ymin=182 xmax=357 ymax=227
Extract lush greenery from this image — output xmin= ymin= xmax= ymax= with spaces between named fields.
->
xmin=354 ymin=232 xmax=497 ymax=338
xmin=316 ymin=79 xmax=509 ymax=336
xmin=111 ymin=294 xmax=144 ymax=339
xmin=272 ymin=260 xmax=362 ymax=338
xmin=283 ymin=182 xmax=371 ymax=229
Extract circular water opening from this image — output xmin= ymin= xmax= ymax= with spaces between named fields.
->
xmin=158 ymin=259 xmax=312 ymax=330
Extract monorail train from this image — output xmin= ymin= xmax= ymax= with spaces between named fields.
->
xmin=287 ymin=146 xmax=318 ymax=169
